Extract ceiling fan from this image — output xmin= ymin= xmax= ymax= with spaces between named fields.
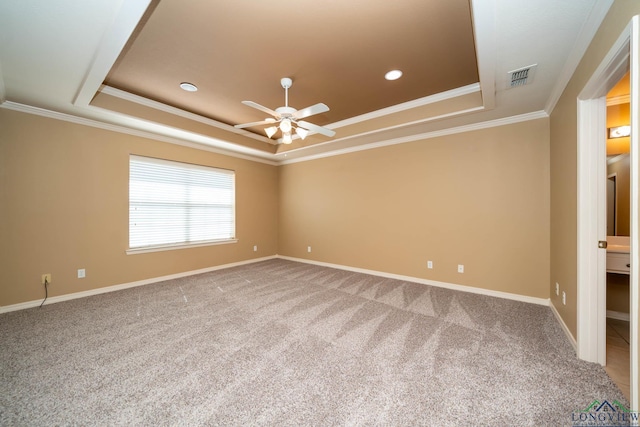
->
xmin=234 ymin=77 xmax=335 ymax=144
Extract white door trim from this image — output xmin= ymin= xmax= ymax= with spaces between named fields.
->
xmin=629 ymin=15 xmax=639 ymax=410
xmin=576 ymin=16 xmax=639 ymax=410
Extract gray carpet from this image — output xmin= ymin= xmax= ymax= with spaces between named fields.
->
xmin=0 ymin=259 xmax=628 ymax=426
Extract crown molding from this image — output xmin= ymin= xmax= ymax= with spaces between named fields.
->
xmin=277 ymin=105 xmax=485 ymax=157
xmin=2 ymin=100 xmax=548 ymax=167
xmin=0 ymin=101 xmax=278 ymax=166
xmin=280 ymin=110 xmax=548 ymax=165
xmin=100 ymin=85 xmax=274 ymax=145
xmin=328 ymin=83 xmax=481 ymax=130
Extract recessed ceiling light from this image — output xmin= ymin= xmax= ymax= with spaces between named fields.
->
xmin=385 ymin=70 xmax=403 ymax=81
xmin=180 ymin=82 xmax=198 ymax=92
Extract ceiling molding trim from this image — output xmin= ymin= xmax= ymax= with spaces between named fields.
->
xmin=544 ymin=0 xmax=614 ymax=114
xmin=279 ymin=106 xmax=486 ymax=156
xmin=100 ymin=85 xmax=274 ymax=144
xmin=0 ymin=101 xmax=278 ymax=166
xmin=327 ymin=83 xmax=481 ymax=130
xmin=279 ymin=110 xmax=549 ymax=165
xmin=470 ymin=0 xmax=496 ymax=110
xmin=73 ymin=0 xmax=153 ymax=107
xmin=607 ymin=94 xmax=630 ymax=106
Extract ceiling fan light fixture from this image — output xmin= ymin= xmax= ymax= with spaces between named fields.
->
xmin=280 ymin=118 xmax=292 ymax=133
xmin=265 ymin=126 xmax=278 ymax=138
xmin=295 ymin=127 xmax=309 ymax=140
xmin=235 ymin=77 xmax=334 ymax=144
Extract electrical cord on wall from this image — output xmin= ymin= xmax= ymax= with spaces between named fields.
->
xmin=39 ymin=277 xmax=49 ymax=308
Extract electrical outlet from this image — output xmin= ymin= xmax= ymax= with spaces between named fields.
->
xmin=253 ymin=245 xmax=257 ymax=252
xmin=562 ymin=291 xmax=566 ymax=305
xmin=457 ymin=264 xmax=464 ymax=273
xmin=41 ymin=274 xmax=51 ymax=285
xmin=307 ymin=246 xmax=312 ymax=253
xmin=555 ymin=282 xmax=559 ymax=296
xmin=78 ymin=269 xmax=86 ymax=279
xmin=427 ymin=260 xmax=433 ymax=269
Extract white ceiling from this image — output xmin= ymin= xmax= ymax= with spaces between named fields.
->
xmin=0 ymin=0 xmax=613 ymax=164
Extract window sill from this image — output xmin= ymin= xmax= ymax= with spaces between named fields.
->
xmin=126 ymin=239 xmax=238 ymax=255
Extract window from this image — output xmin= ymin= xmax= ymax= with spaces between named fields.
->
xmin=128 ymin=155 xmax=236 ymax=253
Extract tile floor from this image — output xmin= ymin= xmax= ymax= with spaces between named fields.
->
xmin=605 ymin=318 xmax=630 ymax=400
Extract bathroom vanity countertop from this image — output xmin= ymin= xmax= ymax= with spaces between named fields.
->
xmin=607 ymin=244 xmax=630 ymax=253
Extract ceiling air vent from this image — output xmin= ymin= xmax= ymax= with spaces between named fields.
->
xmin=507 ymin=64 xmax=537 ymax=88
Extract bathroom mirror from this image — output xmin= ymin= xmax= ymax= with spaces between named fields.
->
xmin=606 ymin=153 xmax=630 ymax=236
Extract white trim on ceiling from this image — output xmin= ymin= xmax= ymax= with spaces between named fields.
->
xmin=0 ymin=101 xmax=279 ymax=166
xmin=102 ymin=83 xmax=482 ymax=148
xmin=327 ymin=83 xmax=481 ymax=130
xmin=100 ymin=85 xmax=275 ymax=145
xmin=279 ymin=105 xmax=485 ymax=157
xmin=470 ymin=0 xmax=496 ymax=110
xmin=2 ymin=98 xmax=549 ymax=168
xmin=279 ymin=110 xmax=548 ymax=165
xmin=544 ymin=0 xmax=614 ymax=114
xmin=74 ymin=0 xmax=153 ymax=107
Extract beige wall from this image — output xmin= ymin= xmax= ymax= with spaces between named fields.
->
xmin=279 ymin=118 xmax=550 ymax=298
xmin=0 ymin=109 xmax=279 ymax=307
xmin=549 ymin=1 xmax=640 ymax=337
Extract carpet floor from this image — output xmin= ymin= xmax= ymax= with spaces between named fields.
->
xmin=0 ymin=259 xmax=629 ymax=426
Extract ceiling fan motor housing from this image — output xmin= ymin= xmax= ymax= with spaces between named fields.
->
xmin=276 ymin=106 xmax=296 ymax=117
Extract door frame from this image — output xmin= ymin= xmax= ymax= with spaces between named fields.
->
xmin=577 ymin=16 xmax=638 ymax=409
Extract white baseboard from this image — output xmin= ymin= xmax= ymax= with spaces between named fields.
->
xmin=277 ymin=255 xmax=550 ymax=306
xmin=607 ymin=310 xmax=630 ymax=322
xmin=0 ymin=256 xmax=277 ymax=314
xmin=549 ymin=301 xmax=578 ymax=352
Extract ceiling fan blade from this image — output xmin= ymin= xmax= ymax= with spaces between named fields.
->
xmin=293 ymin=103 xmax=329 ymax=120
xmin=234 ymin=119 xmax=275 ymax=129
xmin=297 ymin=120 xmax=336 ymax=137
xmin=241 ymin=100 xmax=280 ymax=118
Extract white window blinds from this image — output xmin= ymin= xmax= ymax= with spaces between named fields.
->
xmin=129 ymin=155 xmax=235 ymax=251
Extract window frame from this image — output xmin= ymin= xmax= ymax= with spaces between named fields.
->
xmin=127 ymin=155 xmax=237 ymax=255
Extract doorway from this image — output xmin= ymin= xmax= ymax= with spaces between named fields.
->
xmin=605 ymin=76 xmax=631 ymax=399
xmin=576 ymin=16 xmax=638 ymax=410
